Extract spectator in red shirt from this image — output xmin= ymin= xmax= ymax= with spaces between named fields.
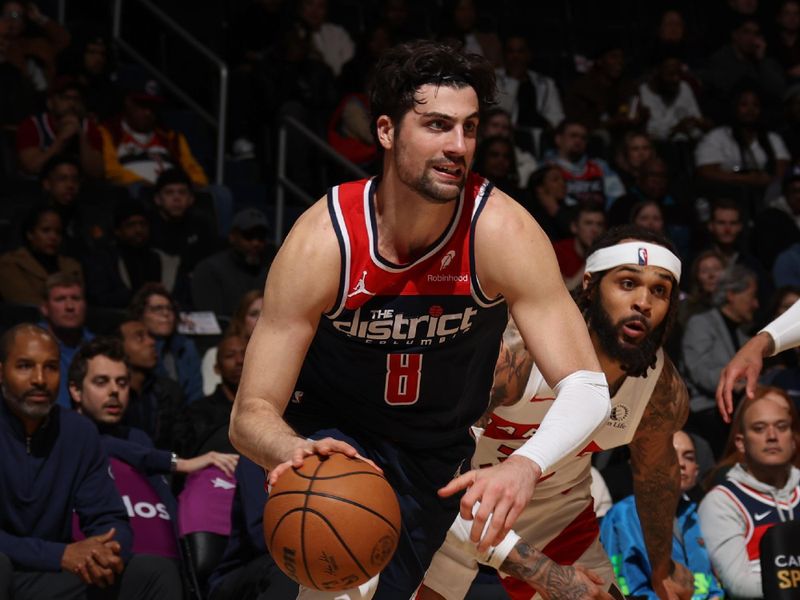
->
xmin=15 ymin=75 xmax=104 ymax=178
xmin=552 ymin=204 xmax=606 ymax=291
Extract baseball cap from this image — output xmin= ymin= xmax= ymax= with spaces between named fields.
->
xmin=117 ymin=67 xmax=165 ymax=103
xmin=231 ymin=208 xmax=269 ymax=233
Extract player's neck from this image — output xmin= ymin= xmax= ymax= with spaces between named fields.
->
xmin=373 ymin=175 xmax=459 ymax=263
xmin=591 ymin=333 xmax=627 ymax=395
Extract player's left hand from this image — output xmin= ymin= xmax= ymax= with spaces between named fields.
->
xmin=653 ymin=561 xmax=694 ymax=600
xmin=438 ymin=455 xmax=540 ymax=553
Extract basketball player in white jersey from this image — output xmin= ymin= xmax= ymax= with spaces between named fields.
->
xmin=420 ymin=227 xmax=696 ymax=600
xmin=717 ymin=297 xmax=800 ymax=422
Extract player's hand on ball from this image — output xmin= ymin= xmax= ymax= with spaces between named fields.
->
xmin=438 ymin=455 xmax=540 ymax=552
xmin=267 ymin=437 xmax=383 ymax=487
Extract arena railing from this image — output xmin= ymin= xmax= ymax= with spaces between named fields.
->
xmin=111 ymin=0 xmax=227 ymax=185
xmin=275 ymin=115 xmax=369 ymax=245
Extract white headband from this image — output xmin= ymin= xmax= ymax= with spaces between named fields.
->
xmin=584 ymin=241 xmax=682 ymax=283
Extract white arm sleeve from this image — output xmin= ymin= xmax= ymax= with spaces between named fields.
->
xmin=761 ymin=299 xmax=800 ymax=356
xmin=510 ymin=370 xmax=610 ymax=474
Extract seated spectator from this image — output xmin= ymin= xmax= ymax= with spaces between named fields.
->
xmin=698 ymin=198 xmax=772 ymax=305
xmin=129 ymin=283 xmax=203 ymax=404
xmin=683 ymin=264 xmax=759 ymax=456
xmin=191 ymin=208 xmax=274 ymax=318
xmin=67 ymin=337 xmax=184 ymax=596
xmin=147 ymin=168 xmax=217 ymax=279
xmin=639 ymin=45 xmax=710 ymax=142
xmin=612 ymin=131 xmax=655 ymax=190
xmin=774 ymin=239 xmax=800 ymax=287
xmin=99 ymin=70 xmax=208 ymax=188
xmin=760 ymin=286 xmax=800 ymax=402
xmin=548 ymin=119 xmax=625 ymax=208
xmin=551 ymin=203 xmax=606 ymax=291
xmin=68 ymin=337 xmax=237 ymax=587
xmin=629 ymin=199 xmax=665 ymax=234
xmin=679 ymin=250 xmax=727 ymax=328
xmin=699 ymin=387 xmax=800 ymax=598
xmin=695 ymin=84 xmax=790 ymax=205
xmin=297 ymin=0 xmax=354 ymax=78
xmin=57 ymin=26 xmax=119 ymax=121
xmin=754 ymin=169 xmax=800 ymax=269
xmin=564 ymin=42 xmax=644 ymax=144
xmin=15 ymin=75 xmax=104 ymax=178
xmin=39 ymin=272 xmax=93 ymax=408
xmin=174 ymin=333 xmax=246 ymax=458
xmin=0 ymin=204 xmax=82 ymax=305
xmin=770 ymin=0 xmax=800 ymax=82
xmin=523 ymin=165 xmax=571 ymax=241
xmin=701 ymin=14 xmax=786 ymax=123
xmin=0 ymin=324 xmax=170 ymax=598
xmin=780 ymin=83 xmax=800 ymax=160
xmin=1 ymin=0 xmax=68 ymax=89
xmin=39 ymin=154 xmax=89 ymax=256
xmin=437 ymin=0 xmax=502 ymax=68
xmin=207 ymin=456 xmax=298 ymax=600
xmin=769 ymin=168 xmax=800 ymax=230
xmin=600 ymin=430 xmax=724 ymax=599
xmin=0 ymin=16 xmax=40 ymax=128
xmin=478 ymin=107 xmax=538 ymax=187
xmin=493 ymin=33 xmax=563 ymax=154
xmin=472 ymin=135 xmax=523 ymax=200
xmin=117 ymin=317 xmax=183 ymax=450
xmin=83 ymin=196 xmax=179 ymax=308
xmin=202 ymin=289 xmax=262 ymax=395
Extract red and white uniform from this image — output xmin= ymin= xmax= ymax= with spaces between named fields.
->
xmin=423 ymin=349 xmax=665 ymax=600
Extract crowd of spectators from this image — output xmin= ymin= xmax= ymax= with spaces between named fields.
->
xmin=2 ymin=0 xmax=800 ymax=599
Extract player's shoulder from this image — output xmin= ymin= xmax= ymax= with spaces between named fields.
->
xmin=477 ymin=185 xmax=539 ymax=238
xmin=277 ymin=196 xmax=339 ymax=264
xmin=639 ymin=355 xmax=689 ymax=434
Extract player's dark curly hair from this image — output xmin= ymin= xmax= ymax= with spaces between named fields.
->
xmin=574 ymin=225 xmax=682 ymax=376
xmin=367 ymin=39 xmax=497 ymax=146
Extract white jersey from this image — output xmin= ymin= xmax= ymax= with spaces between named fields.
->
xmin=475 ymin=348 xmax=665 ymax=498
xmin=424 ymin=349 xmax=666 ymax=600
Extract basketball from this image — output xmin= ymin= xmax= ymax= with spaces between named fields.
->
xmin=263 ymin=453 xmax=401 ymax=591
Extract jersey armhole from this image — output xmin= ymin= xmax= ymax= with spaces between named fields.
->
xmin=323 ymin=185 xmax=350 ymax=319
xmin=469 ymin=180 xmax=504 ymax=307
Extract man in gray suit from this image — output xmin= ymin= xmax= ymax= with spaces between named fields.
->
xmin=682 ymin=264 xmax=759 ymax=456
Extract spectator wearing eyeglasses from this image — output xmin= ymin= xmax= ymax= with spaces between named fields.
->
xmin=128 ymin=283 xmax=203 ymax=404
xmin=191 ymin=208 xmax=275 ymax=318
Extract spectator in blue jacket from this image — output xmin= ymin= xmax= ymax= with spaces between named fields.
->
xmin=0 ymin=323 xmax=165 ymax=598
xmin=67 ymin=336 xmax=239 ymax=598
xmin=600 ymin=430 xmax=724 ymax=600
xmin=128 ymin=282 xmax=203 ymax=404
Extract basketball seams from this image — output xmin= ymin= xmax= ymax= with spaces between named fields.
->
xmin=301 ymin=459 xmax=327 ymax=590
xmin=290 ymin=469 xmax=386 ymax=481
xmin=305 ymin=491 xmax=400 ymax=535
xmin=304 ymin=507 xmax=373 ymax=584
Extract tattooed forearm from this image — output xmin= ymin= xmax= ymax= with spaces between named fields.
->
xmin=500 ymin=540 xmax=589 ymax=600
xmin=488 ymin=340 xmax=534 ymax=411
xmin=628 ymin=358 xmax=687 ymax=578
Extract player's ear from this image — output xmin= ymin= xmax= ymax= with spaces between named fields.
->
xmin=582 ymin=272 xmax=592 ymax=291
xmin=376 ymin=115 xmax=394 ymax=150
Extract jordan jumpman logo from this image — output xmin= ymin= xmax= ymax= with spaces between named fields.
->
xmin=348 ymin=270 xmax=376 ymax=298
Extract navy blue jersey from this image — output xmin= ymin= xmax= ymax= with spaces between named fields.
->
xmin=286 ymin=175 xmax=508 ymax=449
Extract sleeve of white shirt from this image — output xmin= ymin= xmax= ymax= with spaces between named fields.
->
xmin=768 ymin=131 xmax=791 ymax=162
xmin=682 ymin=82 xmax=703 ymax=120
xmin=695 ymin=128 xmax=726 ymax=167
xmin=539 ymin=76 xmax=565 ymax=129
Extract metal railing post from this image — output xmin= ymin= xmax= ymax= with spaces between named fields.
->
xmin=275 ymin=126 xmax=288 ymax=246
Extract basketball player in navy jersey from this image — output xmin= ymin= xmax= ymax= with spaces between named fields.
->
xmin=230 ymin=40 xmax=611 ymax=599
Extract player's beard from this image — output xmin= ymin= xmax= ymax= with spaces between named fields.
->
xmin=588 ymin=297 xmax=663 ymax=378
xmin=394 ymin=138 xmax=465 ymax=204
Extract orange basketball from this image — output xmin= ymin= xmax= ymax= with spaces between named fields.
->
xmin=263 ymin=453 xmax=401 ymax=591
